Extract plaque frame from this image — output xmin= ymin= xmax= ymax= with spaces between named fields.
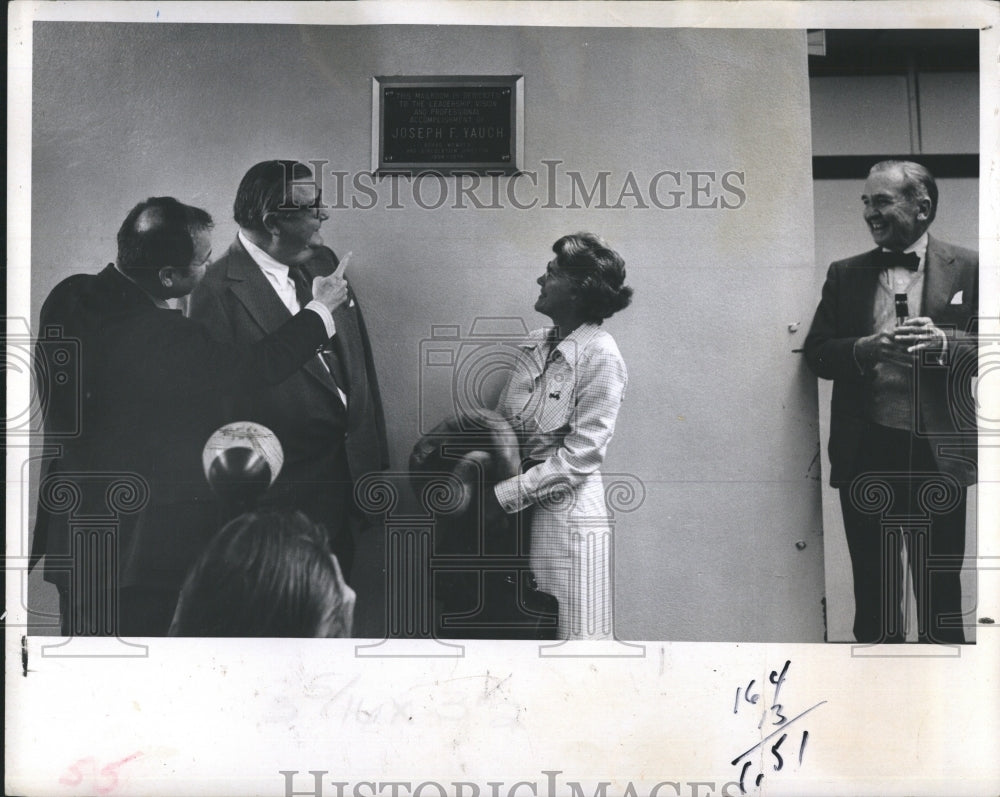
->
xmin=371 ymin=75 xmax=524 ymax=175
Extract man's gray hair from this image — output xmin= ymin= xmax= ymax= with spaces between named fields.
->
xmin=869 ymin=160 xmax=938 ymax=224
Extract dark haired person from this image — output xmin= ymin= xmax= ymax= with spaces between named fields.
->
xmin=189 ymin=161 xmax=388 ymax=582
xmin=169 ymin=511 xmax=355 ymax=637
xmin=31 ymin=197 xmax=350 ymax=636
xmin=491 ymin=233 xmax=633 ymax=640
xmin=805 ymin=161 xmax=978 ymax=644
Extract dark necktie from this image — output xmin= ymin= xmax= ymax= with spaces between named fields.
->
xmin=287 ymin=264 xmax=349 ymax=398
xmin=876 ymin=250 xmax=920 ymax=271
xmin=287 ymin=263 xmax=315 ymax=311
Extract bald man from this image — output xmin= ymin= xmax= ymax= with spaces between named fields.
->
xmin=31 ymin=196 xmax=350 ymax=636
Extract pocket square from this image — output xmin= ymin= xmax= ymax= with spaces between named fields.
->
xmin=349 ymin=299 xmax=356 ymax=308
xmin=949 ymin=291 xmax=963 ymax=305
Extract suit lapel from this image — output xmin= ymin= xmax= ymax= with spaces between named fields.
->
xmin=849 ymin=248 xmax=883 ymax=335
xmin=332 ymin=288 xmax=370 ymax=425
xmin=224 ymin=240 xmax=293 ymax=331
xmin=297 ymin=251 xmax=357 ymax=408
xmin=332 ymin=296 xmax=357 ymax=380
xmin=224 ymin=238 xmax=340 ymax=397
xmin=922 ymin=235 xmax=958 ymax=317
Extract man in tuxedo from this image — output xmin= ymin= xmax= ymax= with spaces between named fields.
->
xmin=189 ymin=161 xmax=389 ymax=579
xmin=31 ymin=197 xmax=349 ymax=635
xmin=805 ymin=160 xmax=978 ymax=644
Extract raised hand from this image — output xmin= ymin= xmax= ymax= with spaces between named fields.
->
xmin=312 ymin=270 xmax=349 ymax=312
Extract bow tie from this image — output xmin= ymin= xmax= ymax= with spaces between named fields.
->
xmin=875 ymin=250 xmax=920 ymax=271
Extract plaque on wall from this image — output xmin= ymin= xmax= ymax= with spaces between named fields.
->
xmin=371 ymin=75 xmax=524 ymax=174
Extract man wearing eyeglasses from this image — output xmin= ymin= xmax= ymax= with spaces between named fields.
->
xmin=31 ymin=196 xmax=352 ymax=636
xmin=190 ymin=161 xmax=389 ymax=587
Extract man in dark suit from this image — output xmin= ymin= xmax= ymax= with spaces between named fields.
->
xmin=805 ymin=160 xmax=977 ymax=644
xmin=31 ymin=196 xmax=351 ymax=636
xmin=189 ymin=161 xmax=389 ymax=579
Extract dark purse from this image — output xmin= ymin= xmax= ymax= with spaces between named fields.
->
xmin=410 ymin=412 xmax=559 ymax=640
xmin=434 ymin=507 xmax=558 ymax=640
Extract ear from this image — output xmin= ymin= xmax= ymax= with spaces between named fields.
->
xmin=261 ymin=211 xmax=284 ymax=237
xmin=916 ymin=198 xmax=932 ymax=222
xmin=158 ymin=267 xmax=175 ymax=288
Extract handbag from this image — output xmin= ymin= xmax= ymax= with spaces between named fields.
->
xmin=410 ymin=412 xmax=559 ymax=640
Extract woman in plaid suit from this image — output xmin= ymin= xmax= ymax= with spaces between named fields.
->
xmin=492 ymin=233 xmax=633 ymax=640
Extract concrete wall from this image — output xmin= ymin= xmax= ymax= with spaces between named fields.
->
xmin=28 ymin=23 xmax=824 ymax=640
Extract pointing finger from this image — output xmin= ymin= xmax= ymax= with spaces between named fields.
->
xmin=333 ymin=251 xmax=352 ymax=279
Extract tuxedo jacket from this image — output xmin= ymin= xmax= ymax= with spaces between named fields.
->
xmin=31 ymin=264 xmax=330 ymax=591
xmin=804 ymin=235 xmax=978 ymax=487
xmin=188 ymin=238 xmax=389 ymax=520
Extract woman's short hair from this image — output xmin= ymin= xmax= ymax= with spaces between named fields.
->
xmin=170 ymin=510 xmax=349 ymax=637
xmin=552 ymin=232 xmax=633 ymax=323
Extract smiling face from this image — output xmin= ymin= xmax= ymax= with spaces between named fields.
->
xmin=862 ymin=166 xmax=930 ymax=251
xmin=534 ymin=259 xmax=579 ymax=321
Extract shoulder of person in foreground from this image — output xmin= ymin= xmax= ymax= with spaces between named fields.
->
xmin=39 ymin=270 xmax=106 ymax=316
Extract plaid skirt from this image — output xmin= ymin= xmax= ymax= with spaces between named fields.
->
xmin=529 ymin=470 xmax=613 ymax=640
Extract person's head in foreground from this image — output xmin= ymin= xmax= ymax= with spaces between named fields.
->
xmin=170 ymin=510 xmax=355 ymax=637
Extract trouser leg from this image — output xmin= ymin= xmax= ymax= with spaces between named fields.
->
xmin=903 ymin=487 xmax=967 ymax=644
xmin=843 ymin=423 xmax=969 ymax=644
xmin=840 ymin=487 xmax=906 ymax=643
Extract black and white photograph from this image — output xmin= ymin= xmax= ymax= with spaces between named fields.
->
xmin=5 ymin=2 xmax=999 ymax=795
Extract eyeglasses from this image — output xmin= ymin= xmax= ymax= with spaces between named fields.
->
xmin=274 ymin=190 xmax=325 ymax=219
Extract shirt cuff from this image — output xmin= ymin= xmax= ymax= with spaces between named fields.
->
xmin=304 ymin=300 xmax=337 ymax=338
xmin=493 ymin=478 xmax=521 ymax=514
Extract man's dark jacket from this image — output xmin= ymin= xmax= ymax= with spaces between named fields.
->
xmin=188 ymin=239 xmax=389 ymax=525
xmin=31 ymin=264 xmax=330 ymax=595
xmin=804 ymin=235 xmax=978 ymax=487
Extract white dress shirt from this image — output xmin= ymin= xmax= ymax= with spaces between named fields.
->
xmin=880 ymin=230 xmax=928 ymax=313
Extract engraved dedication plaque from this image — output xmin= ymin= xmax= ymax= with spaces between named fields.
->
xmin=372 ymin=75 xmax=524 ymax=174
